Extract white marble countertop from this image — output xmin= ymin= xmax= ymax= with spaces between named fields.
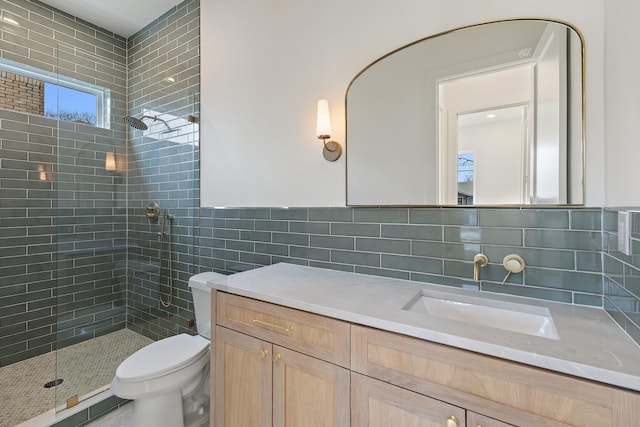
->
xmin=207 ymin=262 xmax=640 ymax=392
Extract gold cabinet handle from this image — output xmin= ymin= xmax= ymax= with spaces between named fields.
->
xmin=272 ymin=352 xmax=281 ymax=362
xmin=445 ymin=416 xmax=458 ymax=427
xmin=259 ymin=349 xmax=269 ymax=359
xmin=252 ymin=318 xmax=294 ymax=334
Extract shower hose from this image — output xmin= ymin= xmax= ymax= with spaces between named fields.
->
xmin=158 ymin=211 xmax=174 ymax=308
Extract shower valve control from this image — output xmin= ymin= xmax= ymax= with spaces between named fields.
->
xmin=146 ymin=203 xmax=160 ymax=222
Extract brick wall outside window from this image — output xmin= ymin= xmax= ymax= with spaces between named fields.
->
xmin=0 ymin=70 xmax=44 ymax=115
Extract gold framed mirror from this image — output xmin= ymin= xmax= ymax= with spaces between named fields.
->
xmin=346 ymin=19 xmax=584 ymax=206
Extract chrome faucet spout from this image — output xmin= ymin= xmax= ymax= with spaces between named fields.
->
xmin=473 ymin=253 xmax=489 ymax=281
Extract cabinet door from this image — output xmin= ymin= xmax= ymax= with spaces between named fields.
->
xmin=352 ymin=372 xmax=466 ymax=427
xmin=272 ymin=345 xmax=350 ymax=427
xmin=467 ymin=412 xmax=514 ymax=427
xmin=215 ymin=326 xmax=272 ymax=427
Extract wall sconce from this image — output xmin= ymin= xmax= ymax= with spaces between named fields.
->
xmin=105 ymin=151 xmax=116 ymax=172
xmin=37 ymin=164 xmax=48 ymax=181
xmin=1 ymin=12 xmax=20 ymax=27
xmin=316 ymin=99 xmax=342 ymax=162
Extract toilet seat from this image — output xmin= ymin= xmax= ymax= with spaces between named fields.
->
xmin=116 ymin=334 xmax=209 ymax=383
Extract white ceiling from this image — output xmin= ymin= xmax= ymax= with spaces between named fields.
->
xmin=38 ymin=0 xmax=185 ymax=38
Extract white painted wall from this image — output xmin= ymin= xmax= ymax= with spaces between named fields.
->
xmin=604 ymin=0 xmax=640 ymax=206
xmin=201 ymin=0 xmax=605 ymax=207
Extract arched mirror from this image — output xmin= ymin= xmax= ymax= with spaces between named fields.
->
xmin=346 ymin=19 xmax=584 ymax=206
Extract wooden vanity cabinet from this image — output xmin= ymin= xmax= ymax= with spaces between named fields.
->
xmin=210 ymin=291 xmax=640 ymax=427
xmin=351 ymin=325 xmax=640 ymax=427
xmin=213 ymin=292 xmax=350 ymax=427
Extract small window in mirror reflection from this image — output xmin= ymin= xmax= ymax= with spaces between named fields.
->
xmin=457 ymin=152 xmax=474 ymax=205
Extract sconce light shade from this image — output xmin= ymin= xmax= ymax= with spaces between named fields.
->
xmin=316 ymin=99 xmax=342 ymax=162
xmin=105 ymin=151 xmax=116 ymax=171
xmin=38 ymin=164 xmax=47 ymax=181
xmin=316 ymin=99 xmax=332 ymax=138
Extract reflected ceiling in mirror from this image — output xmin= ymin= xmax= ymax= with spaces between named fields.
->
xmin=346 ymin=19 xmax=584 ymax=206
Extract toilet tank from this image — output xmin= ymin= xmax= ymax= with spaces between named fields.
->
xmin=188 ymin=272 xmax=227 ymax=339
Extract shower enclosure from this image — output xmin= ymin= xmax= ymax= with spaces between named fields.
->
xmin=0 ymin=0 xmax=201 ymax=421
xmin=0 ymin=40 xmax=144 ymax=426
xmin=51 ymin=40 xmax=143 ymax=411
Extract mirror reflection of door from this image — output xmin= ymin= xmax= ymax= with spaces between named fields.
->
xmin=457 ymin=106 xmax=529 ymax=204
xmin=438 ymin=63 xmax=535 ymax=205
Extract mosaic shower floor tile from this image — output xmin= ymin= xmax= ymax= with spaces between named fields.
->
xmin=0 ymin=329 xmax=153 ymax=427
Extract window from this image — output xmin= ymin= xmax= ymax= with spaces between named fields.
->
xmin=457 ymin=152 xmax=475 ymax=205
xmin=0 ymin=58 xmax=110 ymax=128
xmin=44 ymin=82 xmax=98 ymax=126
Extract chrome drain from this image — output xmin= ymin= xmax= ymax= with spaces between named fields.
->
xmin=44 ymin=378 xmax=63 ymax=388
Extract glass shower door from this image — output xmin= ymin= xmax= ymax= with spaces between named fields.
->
xmin=53 ymin=42 xmax=130 ymax=410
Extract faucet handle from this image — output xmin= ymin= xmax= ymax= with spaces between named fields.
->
xmin=473 ymin=253 xmax=489 ymax=266
xmin=473 ymin=253 xmax=489 ymax=281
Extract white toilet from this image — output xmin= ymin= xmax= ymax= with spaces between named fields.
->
xmin=111 ymin=272 xmax=225 ymax=427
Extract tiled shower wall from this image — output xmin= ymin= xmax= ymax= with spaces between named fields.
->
xmin=0 ymin=0 xmax=127 ymax=366
xmin=126 ymin=0 xmax=201 ymax=341
xmin=603 ymin=209 xmax=640 ymax=344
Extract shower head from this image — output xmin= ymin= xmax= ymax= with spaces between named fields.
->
xmin=123 ymin=115 xmax=174 ymax=133
xmin=123 ymin=115 xmax=148 ymax=130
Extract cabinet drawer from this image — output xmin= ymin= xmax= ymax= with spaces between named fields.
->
xmin=216 ymin=292 xmax=350 ymax=367
xmin=352 ymin=372 xmax=465 ymax=427
xmin=352 ymin=325 xmax=640 ymax=427
xmin=467 ymin=411 xmax=514 ymax=427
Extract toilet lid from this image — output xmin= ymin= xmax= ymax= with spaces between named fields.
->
xmin=116 ymin=334 xmax=209 ymax=382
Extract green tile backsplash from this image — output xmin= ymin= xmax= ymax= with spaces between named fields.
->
xmin=603 ymin=208 xmax=640 ymax=346
xmin=195 ymin=207 xmax=605 ymax=308
xmin=478 ymin=208 xmax=570 ymax=228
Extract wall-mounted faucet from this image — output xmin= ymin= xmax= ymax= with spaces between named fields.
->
xmin=473 ymin=253 xmax=489 ymax=281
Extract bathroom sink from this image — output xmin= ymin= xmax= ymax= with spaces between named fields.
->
xmin=402 ymin=289 xmax=560 ymax=339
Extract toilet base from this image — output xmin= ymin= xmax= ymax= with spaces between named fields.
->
xmin=132 ymin=390 xmax=185 ymax=427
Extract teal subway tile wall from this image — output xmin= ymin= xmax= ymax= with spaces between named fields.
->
xmin=125 ymin=0 xmax=200 ymax=341
xmin=195 ymin=207 xmax=605 ymax=308
xmin=603 ymin=209 xmax=640 ymax=344
xmin=0 ymin=0 xmax=127 ymax=366
xmin=2 ymin=0 xmax=199 ymax=425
